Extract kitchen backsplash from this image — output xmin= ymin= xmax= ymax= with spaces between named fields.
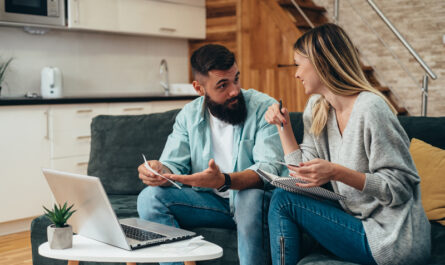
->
xmin=0 ymin=26 xmax=189 ymax=98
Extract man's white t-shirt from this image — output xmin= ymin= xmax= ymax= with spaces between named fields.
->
xmin=208 ymin=112 xmax=233 ymax=198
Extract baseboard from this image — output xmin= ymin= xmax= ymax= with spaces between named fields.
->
xmin=0 ymin=216 xmax=37 ymax=236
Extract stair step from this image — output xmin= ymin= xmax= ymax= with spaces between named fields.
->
xmin=278 ymin=0 xmax=326 ymax=13
xmin=206 ymin=0 xmax=236 ymax=18
xmin=205 ymin=31 xmax=237 ymax=42
xmin=207 ymin=16 xmax=237 ymax=27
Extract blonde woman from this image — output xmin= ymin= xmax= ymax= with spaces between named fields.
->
xmin=264 ymin=23 xmax=430 ymax=265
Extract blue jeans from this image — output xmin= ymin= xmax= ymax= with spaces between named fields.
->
xmin=268 ymin=189 xmax=377 ymax=265
xmin=137 ymin=186 xmax=271 ymax=265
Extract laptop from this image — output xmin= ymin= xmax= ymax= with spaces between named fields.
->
xmin=42 ymin=168 xmax=196 ymax=250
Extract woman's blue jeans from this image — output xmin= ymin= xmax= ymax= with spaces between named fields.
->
xmin=268 ymin=188 xmax=377 ymax=265
xmin=137 ymin=186 xmax=271 ymax=265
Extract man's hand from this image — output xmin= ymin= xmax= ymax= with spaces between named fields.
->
xmin=166 ymin=159 xmax=225 ymax=189
xmin=138 ymin=160 xmax=169 ymax=187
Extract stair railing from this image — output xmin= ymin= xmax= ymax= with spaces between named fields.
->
xmin=290 ymin=0 xmax=315 ymax=28
xmin=288 ymin=0 xmax=437 ymax=116
xmin=334 ymin=0 xmax=437 ymax=116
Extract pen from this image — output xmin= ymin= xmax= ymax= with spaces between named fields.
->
xmin=279 ymin=99 xmax=283 ymax=131
xmin=142 ymin=154 xmax=182 ymax=189
xmin=275 ymin=161 xmax=300 ymax=168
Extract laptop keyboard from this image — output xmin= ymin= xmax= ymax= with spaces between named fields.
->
xmin=121 ymin=224 xmax=166 ymax=241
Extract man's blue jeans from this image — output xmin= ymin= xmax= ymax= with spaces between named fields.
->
xmin=137 ymin=186 xmax=271 ymax=265
xmin=268 ymin=188 xmax=377 ymax=265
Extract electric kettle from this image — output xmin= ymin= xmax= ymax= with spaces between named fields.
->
xmin=41 ymin=67 xmax=63 ymax=98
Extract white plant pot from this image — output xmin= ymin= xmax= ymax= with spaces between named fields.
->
xmin=47 ymin=224 xmax=73 ymax=249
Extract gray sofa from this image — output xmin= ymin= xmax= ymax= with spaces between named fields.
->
xmin=31 ymin=109 xmax=445 ymax=265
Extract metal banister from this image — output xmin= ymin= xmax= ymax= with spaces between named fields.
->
xmin=290 ymin=0 xmax=315 ymax=28
xmin=367 ymin=0 xmax=437 ymax=80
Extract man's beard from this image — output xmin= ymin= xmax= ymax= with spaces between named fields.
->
xmin=205 ymin=92 xmax=247 ymax=125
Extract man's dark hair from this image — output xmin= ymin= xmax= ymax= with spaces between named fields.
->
xmin=191 ymin=44 xmax=235 ymax=78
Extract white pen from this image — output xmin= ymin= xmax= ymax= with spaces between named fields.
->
xmin=275 ymin=161 xmax=300 ymax=167
xmin=142 ymin=154 xmax=182 ymax=189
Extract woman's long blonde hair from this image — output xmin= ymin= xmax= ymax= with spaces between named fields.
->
xmin=294 ymin=23 xmax=397 ymax=136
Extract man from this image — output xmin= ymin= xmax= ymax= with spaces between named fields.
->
xmin=137 ymin=44 xmax=284 ymax=265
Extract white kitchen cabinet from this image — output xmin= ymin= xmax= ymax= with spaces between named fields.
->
xmin=0 ymin=100 xmax=190 ymax=224
xmin=0 ymin=106 xmax=53 ymax=223
xmin=67 ymin=0 xmax=205 ymax=39
xmin=49 ymin=103 xmax=108 ymax=175
xmin=49 ymin=104 xmax=108 ymax=160
xmin=107 ymin=102 xmax=153 ymax=116
xmin=51 ymin=156 xmax=89 ymax=176
xmin=150 ymin=100 xmax=190 ymax=113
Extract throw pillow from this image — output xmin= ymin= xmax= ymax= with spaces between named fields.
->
xmin=410 ymin=138 xmax=445 ymax=225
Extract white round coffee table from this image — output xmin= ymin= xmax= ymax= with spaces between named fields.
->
xmin=39 ymin=235 xmax=223 ymax=265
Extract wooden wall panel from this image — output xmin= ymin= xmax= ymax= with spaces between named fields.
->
xmin=190 ymin=0 xmax=311 ymax=112
xmin=239 ymin=0 xmax=310 ymax=112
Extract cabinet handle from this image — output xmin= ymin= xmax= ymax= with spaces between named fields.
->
xmin=159 ymin=27 xmax=177 ymax=33
xmin=74 ymin=0 xmax=80 ymax=24
xmin=77 ymin=162 xmax=88 ymax=166
xmin=77 ymin=109 xmax=93 ymax=113
xmin=123 ymin=107 xmax=144 ymax=111
xmin=45 ymin=110 xmax=50 ymax=140
xmin=76 ymin=135 xmax=91 ymax=140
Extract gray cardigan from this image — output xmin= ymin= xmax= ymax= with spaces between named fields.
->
xmin=285 ymin=92 xmax=431 ymax=265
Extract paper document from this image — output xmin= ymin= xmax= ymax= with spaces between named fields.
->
xmin=142 ymin=154 xmax=182 ymax=189
xmin=256 ymin=169 xmax=345 ymax=201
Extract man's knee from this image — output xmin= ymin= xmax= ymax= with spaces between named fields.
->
xmin=137 ymin=186 xmax=168 ymax=220
xmin=234 ymin=189 xmax=270 ymax=228
xmin=235 ymin=189 xmax=270 ymax=210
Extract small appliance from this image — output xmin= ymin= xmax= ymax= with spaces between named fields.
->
xmin=0 ymin=0 xmax=65 ymax=27
xmin=41 ymin=66 xmax=62 ymax=98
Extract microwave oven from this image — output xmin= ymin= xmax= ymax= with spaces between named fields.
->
xmin=0 ymin=0 xmax=65 ymax=27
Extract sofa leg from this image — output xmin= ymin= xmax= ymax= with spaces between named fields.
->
xmin=184 ymin=262 xmax=196 ymax=265
xmin=126 ymin=263 xmax=137 ymax=265
xmin=67 ymin=261 xmax=79 ymax=265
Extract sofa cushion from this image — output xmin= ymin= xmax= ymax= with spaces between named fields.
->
xmin=88 ymin=109 xmax=181 ymax=195
xmin=398 ymin=116 xmax=445 ymax=149
xmin=410 ymin=138 xmax=445 ymax=225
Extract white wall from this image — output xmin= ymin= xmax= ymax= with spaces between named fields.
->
xmin=0 ymin=26 xmax=189 ymax=97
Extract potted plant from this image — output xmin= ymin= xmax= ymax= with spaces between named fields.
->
xmin=0 ymin=57 xmax=13 ymax=96
xmin=43 ymin=202 xmax=76 ymax=249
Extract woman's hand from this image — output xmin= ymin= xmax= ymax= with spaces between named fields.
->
xmin=265 ymin=103 xmax=290 ymax=127
xmin=289 ymin=159 xmax=336 ymax=188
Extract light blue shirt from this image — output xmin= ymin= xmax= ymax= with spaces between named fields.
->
xmin=159 ymin=89 xmax=286 ymax=210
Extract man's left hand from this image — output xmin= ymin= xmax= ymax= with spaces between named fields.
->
xmin=166 ymin=159 xmax=225 ymax=189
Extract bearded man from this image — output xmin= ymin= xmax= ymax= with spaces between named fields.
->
xmin=137 ymin=44 xmax=284 ymax=265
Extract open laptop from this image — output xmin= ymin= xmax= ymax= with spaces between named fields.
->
xmin=42 ymin=168 xmax=196 ymax=250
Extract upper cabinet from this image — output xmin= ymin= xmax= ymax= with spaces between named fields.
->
xmin=67 ymin=0 xmax=206 ymax=39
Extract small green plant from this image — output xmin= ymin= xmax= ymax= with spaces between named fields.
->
xmin=0 ymin=57 xmax=13 ymax=85
xmin=43 ymin=202 xmax=76 ymax=228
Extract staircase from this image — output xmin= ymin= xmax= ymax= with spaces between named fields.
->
xmin=188 ymin=0 xmax=407 ymax=115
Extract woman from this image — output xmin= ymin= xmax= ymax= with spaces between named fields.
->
xmin=264 ymin=23 xmax=430 ymax=265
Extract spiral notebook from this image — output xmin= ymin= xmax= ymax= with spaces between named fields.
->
xmin=256 ymin=169 xmax=346 ymax=201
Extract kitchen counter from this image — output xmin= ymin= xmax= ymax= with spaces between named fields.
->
xmin=0 ymin=94 xmax=198 ymax=106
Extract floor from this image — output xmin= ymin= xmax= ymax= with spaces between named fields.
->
xmin=0 ymin=231 xmax=32 ymax=265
